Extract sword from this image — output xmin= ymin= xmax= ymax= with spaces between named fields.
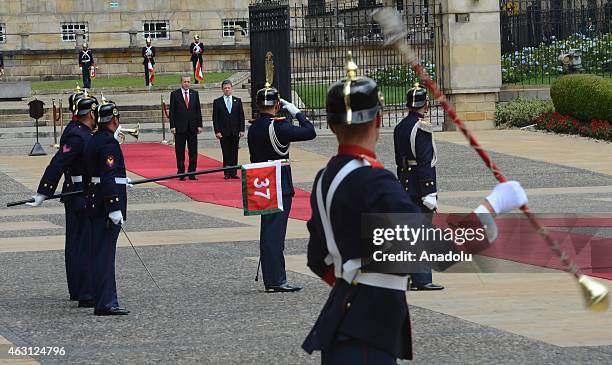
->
xmin=120 ymin=225 xmax=166 ymax=295
xmin=6 ymin=165 xmax=241 ymax=207
xmin=8 ymin=159 xmax=295 ymax=206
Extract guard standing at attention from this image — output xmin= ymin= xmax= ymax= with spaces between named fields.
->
xmin=247 ymin=84 xmax=316 ymax=292
xmin=26 ymin=92 xmax=97 ymax=308
xmin=142 ymin=37 xmax=156 ymax=86
xmin=302 ymin=53 xmax=528 ymax=364
xmin=85 ymin=99 xmax=130 ymax=316
xmin=393 ymin=83 xmax=444 ymax=291
xmin=189 ymin=35 xmax=204 ymax=84
xmin=78 ymin=43 xmax=94 ymax=89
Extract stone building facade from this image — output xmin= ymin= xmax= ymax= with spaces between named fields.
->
xmin=0 ymin=0 xmax=254 ymax=79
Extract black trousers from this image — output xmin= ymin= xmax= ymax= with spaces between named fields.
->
xmin=82 ymin=66 xmax=91 ymax=88
xmin=91 ymin=216 xmax=120 ymax=311
xmin=409 ymin=196 xmax=434 ymax=286
xmin=220 ymin=136 xmax=239 ymax=177
xmin=175 ymin=131 xmax=198 ymax=173
xmin=143 ymin=64 xmax=150 ymax=86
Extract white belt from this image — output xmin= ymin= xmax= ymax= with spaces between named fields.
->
xmin=71 ymin=175 xmax=83 ymax=183
xmin=352 ymin=272 xmax=409 ymax=291
xmin=268 ymin=159 xmax=290 ymax=166
xmin=338 ymin=258 xmax=408 ymax=291
xmin=91 ymin=177 xmax=128 ymax=185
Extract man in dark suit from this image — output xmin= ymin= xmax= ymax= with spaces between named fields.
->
xmin=212 ymin=80 xmax=245 ymax=179
xmin=169 ymin=76 xmax=203 ymax=180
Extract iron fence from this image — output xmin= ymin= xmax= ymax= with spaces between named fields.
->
xmin=289 ymin=1 xmax=444 ymax=128
xmin=500 ymin=0 xmax=612 ymax=84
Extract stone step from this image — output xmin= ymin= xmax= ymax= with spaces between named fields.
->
xmin=0 ymin=103 xmax=254 ymax=126
xmin=29 ymin=71 xmax=251 ymax=96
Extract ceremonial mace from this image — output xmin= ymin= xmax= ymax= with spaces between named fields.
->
xmin=372 ymin=7 xmax=608 ymax=312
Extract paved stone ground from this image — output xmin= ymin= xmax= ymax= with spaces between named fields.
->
xmin=2 ymin=241 xmax=612 ymax=365
xmin=0 ymin=131 xmax=611 ymax=364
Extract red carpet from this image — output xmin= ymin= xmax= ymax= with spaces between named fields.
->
xmin=434 ymin=215 xmax=612 ymax=281
xmin=121 ymin=143 xmax=312 ymax=221
xmin=488 ymin=217 xmax=612 ymax=281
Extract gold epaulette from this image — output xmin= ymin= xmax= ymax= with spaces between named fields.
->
xmin=271 ymin=117 xmax=287 ymax=122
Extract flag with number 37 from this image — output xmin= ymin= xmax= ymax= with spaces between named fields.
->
xmin=241 ymin=160 xmax=283 ymax=216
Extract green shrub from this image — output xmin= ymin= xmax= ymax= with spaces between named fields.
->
xmin=495 ymin=97 xmax=555 ymax=128
xmin=550 ymin=74 xmax=612 ymax=122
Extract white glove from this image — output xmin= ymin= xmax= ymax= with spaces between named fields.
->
xmin=280 ymin=98 xmax=300 ymax=117
xmin=126 ymin=177 xmax=133 ymax=188
xmin=421 ymin=193 xmax=437 ymax=211
xmin=25 ymin=194 xmax=47 ymax=207
xmin=108 ymin=210 xmax=124 ymax=225
xmin=485 ymin=181 xmax=528 ymax=214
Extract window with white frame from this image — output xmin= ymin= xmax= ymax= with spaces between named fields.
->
xmin=0 ymin=24 xmax=6 ymax=43
xmin=61 ymin=22 xmax=88 ymax=42
xmin=143 ymin=21 xmax=169 ymax=39
xmin=222 ymin=19 xmax=248 ymax=38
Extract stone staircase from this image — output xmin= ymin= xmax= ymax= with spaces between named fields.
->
xmin=0 ymin=101 xmax=254 ymax=139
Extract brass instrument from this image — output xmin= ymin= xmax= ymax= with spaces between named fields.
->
xmin=117 ymin=123 xmax=140 ymax=144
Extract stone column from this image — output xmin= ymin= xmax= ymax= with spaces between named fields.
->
xmin=440 ymin=0 xmax=501 ymax=130
xmin=19 ymin=32 xmax=29 ymax=50
xmin=75 ymin=30 xmax=85 ymax=49
xmin=234 ymin=26 xmax=243 ymax=44
xmin=181 ymin=29 xmax=191 ymax=47
xmin=129 ymin=30 xmax=138 ymax=47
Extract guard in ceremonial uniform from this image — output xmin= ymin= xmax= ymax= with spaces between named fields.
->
xmin=247 ymin=85 xmax=316 ymax=292
xmin=393 ymin=83 xmax=443 ymax=291
xmin=0 ymin=51 xmax=5 ymax=79
xmin=78 ymin=43 xmax=94 ymax=89
xmin=142 ymin=37 xmax=156 ymax=86
xmin=302 ymin=54 xmax=528 ymax=364
xmin=85 ymin=100 xmax=130 ymax=316
xmin=26 ymin=92 xmax=97 ymax=308
xmin=189 ymin=35 xmax=203 ymax=84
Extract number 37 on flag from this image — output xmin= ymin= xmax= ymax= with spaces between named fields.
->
xmin=241 ymin=160 xmax=283 ymax=216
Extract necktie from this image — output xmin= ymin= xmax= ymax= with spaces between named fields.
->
xmin=184 ymin=91 xmax=189 ymax=109
xmin=225 ymin=96 xmax=232 ymax=113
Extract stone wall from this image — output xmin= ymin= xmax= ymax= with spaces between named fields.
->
xmin=447 ymin=92 xmax=498 ymax=130
xmin=0 ymin=0 xmax=251 ymax=51
xmin=1 ymin=46 xmax=250 ymax=81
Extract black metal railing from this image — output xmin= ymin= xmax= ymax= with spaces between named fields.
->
xmin=500 ymin=0 xmax=612 ymax=84
xmin=289 ymin=1 xmax=444 ymax=128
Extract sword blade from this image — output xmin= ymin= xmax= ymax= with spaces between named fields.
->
xmin=120 ymin=225 xmax=166 ymax=295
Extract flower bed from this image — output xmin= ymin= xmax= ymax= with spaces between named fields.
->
xmin=535 ymin=112 xmax=611 ymax=141
xmin=502 ymin=33 xmax=611 ymax=84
